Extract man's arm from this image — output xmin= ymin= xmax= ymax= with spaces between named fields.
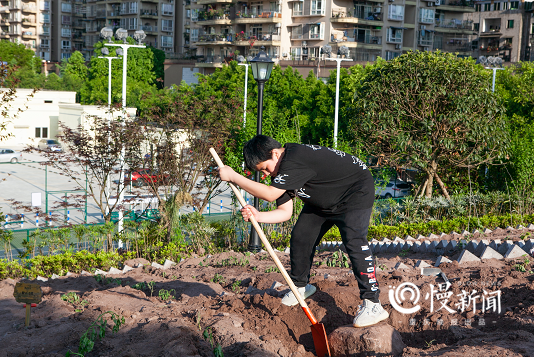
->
xmin=241 ymin=200 xmax=293 ymax=224
xmin=218 ymin=165 xmax=286 ymax=202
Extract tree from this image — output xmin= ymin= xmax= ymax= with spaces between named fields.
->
xmin=59 ymin=51 xmax=88 ymax=97
xmin=350 ymin=51 xmax=509 ymax=198
xmin=29 ymin=111 xmax=145 ymax=248
xmin=0 ymin=40 xmax=36 ymax=68
xmin=80 ymin=39 xmax=157 ymax=107
xmin=147 ymin=46 xmax=165 ymax=89
xmin=138 ymin=86 xmax=241 ymax=240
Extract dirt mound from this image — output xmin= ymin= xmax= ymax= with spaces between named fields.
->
xmin=1 ymin=228 xmax=534 ymax=356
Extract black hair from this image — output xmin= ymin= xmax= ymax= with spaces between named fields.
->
xmin=243 ymin=135 xmax=282 ymax=171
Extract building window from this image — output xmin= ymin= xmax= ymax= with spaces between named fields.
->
xmin=418 ymin=8 xmax=434 ymax=24
xmin=387 ymin=27 xmax=403 ymax=43
xmin=385 ymin=51 xmax=401 ymax=61
xmin=161 ymin=19 xmax=173 ymax=32
xmin=483 ymin=3 xmax=490 ymax=11
xmin=40 ymin=13 xmax=50 ymax=23
xmin=161 ymin=3 xmax=173 ymax=15
xmin=40 ymin=39 xmax=49 ymax=47
xmin=510 ymin=1 xmax=519 ymax=9
xmin=507 ymin=20 xmax=514 ymax=28
xmin=309 ymin=23 xmax=323 ymax=39
xmin=311 ymin=0 xmax=325 ymax=15
xmin=61 ymin=40 xmax=70 ymax=49
xmin=62 ymin=15 xmax=70 ymax=24
xmin=61 ymin=28 xmax=71 ymax=37
xmin=61 ymin=53 xmax=71 ymax=60
xmin=190 ymin=28 xmax=198 ymax=42
xmin=291 ymin=25 xmax=302 ymax=39
xmin=474 ymin=23 xmax=479 ymax=31
xmin=388 ymin=5 xmax=404 ymax=21
xmin=250 ymin=2 xmax=263 ymax=16
xmin=475 ymin=4 xmax=481 ymax=11
xmin=293 ymin=1 xmax=302 ymax=16
xmin=494 ymin=2 xmax=501 ymax=10
xmin=269 ymin=1 xmax=279 ymax=12
xmin=161 ymin=35 xmax=172 ymax=48
xmin=61 ymin=3 xmax=72 ymax=12
xmin=35 ymin=127 xmax=48 ymax=138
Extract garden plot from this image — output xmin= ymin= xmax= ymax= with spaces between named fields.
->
xmin=1 ymin=227 xmax=534 ymax=356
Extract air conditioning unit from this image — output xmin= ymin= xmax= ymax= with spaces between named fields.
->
xmin=427 ymin=1 xmax=433 ymax=6
xmin=395 ymin=44 xmax=401 ymax=49
xmin=374 ymin=7 xmax=381 ymax=13
xmin=435 ymin=0 xmax=441 ymax=5
xmin=302 ymin=41 xmax=307 ymax=46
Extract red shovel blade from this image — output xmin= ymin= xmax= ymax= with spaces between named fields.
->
xmin=310 ymin=322 xmax=331 ymax=357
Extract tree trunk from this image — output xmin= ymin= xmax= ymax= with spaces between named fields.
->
xmin=425 ymin=171 xmax=434 ymax=198
xmin=434 ymin=172 xmax=450 ymax=200
xmin=416 ymin=179 xmax=428 ymax=198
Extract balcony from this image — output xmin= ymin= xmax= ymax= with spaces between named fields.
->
xmin=141 ymin=25 xmax=157 ymax=34
xmin=195 ymin=55 xmax=224 ymax=68
xmin=330 ymin=10 xmax=383 ymax=27
xmin=22 ymin=4 xmax=37 ymax=13
xmin=233 ymin=32 xmax=281 ymax=46
xmin=480 ymin=29 xmax=502 ymax=37
xmin=140 ymin=9 xmax=158 ymax=18
xmin=330 ymin=34 xmax=383 ymax=50
xmin=195 ymin=17 xmax=232 ymax=25
xmin=438 ymin=0 xmax=475 ymax=12
xmin=435 ymin=19 xmax=473 ymax=34
xmin=0 ymin=19 xmax=9 ymax=25
xmin=234 ymin=12 xmax=282 ymax=24
xmin=21 ymin=30 xmax=36 ymax=38
xmin=9 ymin=2 xmax=21 ymax=10
xmin=194 ymin=33 xmax=233 ymax=45
xmin=0 ymin=6 xmax=9 ymax=12
xmin=197 ymin=0 xmax=233 ymax=4
xmin=21 ymin=17 xmax=36 ymax=25
xmin=9 ymin=16 xmax=20 ymax=22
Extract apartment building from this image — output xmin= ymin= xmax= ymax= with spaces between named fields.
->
xmin=465 ymin=0 xmax=533 ymax=63
xmin=184 ymin=0 xmax=478 ymax=71
xmin=81 ymin=0 xmax=178 ymax=59
xmin=0 ymin=0 xmax=41 ymax=54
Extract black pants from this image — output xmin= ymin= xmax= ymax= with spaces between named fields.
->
xmin=289 ymin=205 xmax=380 ymax=303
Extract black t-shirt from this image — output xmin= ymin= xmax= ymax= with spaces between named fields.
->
xmin=272 ymin=143 xmax=375 ymax=213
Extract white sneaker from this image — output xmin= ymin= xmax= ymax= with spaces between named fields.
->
xmin=281 ymin=284 xmax=317 ymax=306
xmin=353 ymin=299 xmax=389 ymax=328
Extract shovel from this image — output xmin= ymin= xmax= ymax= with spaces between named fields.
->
xmin=210 ymin=148 xmax=331 ymax=357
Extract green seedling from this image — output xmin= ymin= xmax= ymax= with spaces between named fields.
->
xmin=203 ymin=327 xmax=224 ymax=357
xmin=378 ymin=264 xmax=388 ymax=271
xmin=398 ymin=249 xmax=410 ymax=257
xmin=265 ymin=266 xmax=280 ymax=273
xmin=94 ymin=274 xmax=104 ymax=283
xmin=66 ymin=311 xmax=125 ymax=357
xmin=211 ymin=273 xmax=225 ymax=284
xmin=326 ymin=249 xmax=350 ymax=268
xmin=61 ymin=292 xmax=89 ymax=312
xmin=195 ymin=311 xmax=202 ymax=331
xmin=231 ymin=280 xmax=241 ymax=293
xmin=514 ymin=256 xmax=531 ymax=273
xmin=158 ymin=288 xmax=176 ymax=301
xmin=251 ymin=266 xmax=257 ymax=271
xmin=131 ymin=282 xmax=147 ymax=291
xmin=424 ymin=339 xmax=436 ymax=349
xmin=147 ymin=281 xmax=156 ymax=297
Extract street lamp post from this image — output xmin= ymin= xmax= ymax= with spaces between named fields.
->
xmin=237 ymin=57 xmax=249 ymax=128
xmin=98 ymin=48 xmax=120 ymax=219
xmin=477 ymin=55 xmax=504 ymax=93
xmin=101 ymin=27 xmax=146 ymax=233
xmin=247 ymin=47 xmax=274 ymax=253
xmin=325 ymin=47 xmax=352 ymax=148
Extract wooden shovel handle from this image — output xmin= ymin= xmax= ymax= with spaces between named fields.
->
xmin=209 ymin=148 xmax=315 ymax=317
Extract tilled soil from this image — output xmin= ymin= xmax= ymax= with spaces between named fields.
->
xmin=1 ymin=229 xmax=534 ymax=357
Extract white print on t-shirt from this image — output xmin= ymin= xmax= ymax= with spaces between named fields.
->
xmin=327 ymin=148 xmax=346 ymax=157
xmin=273 ymin=174 xmax=289 ymax=185
xmin=305 ymin=144 xmax=322 ymax=151
xmin=352 ymin=156 xmax=368 ymax=170
xmin=296 ymin=188 xmax=310 ymax=199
